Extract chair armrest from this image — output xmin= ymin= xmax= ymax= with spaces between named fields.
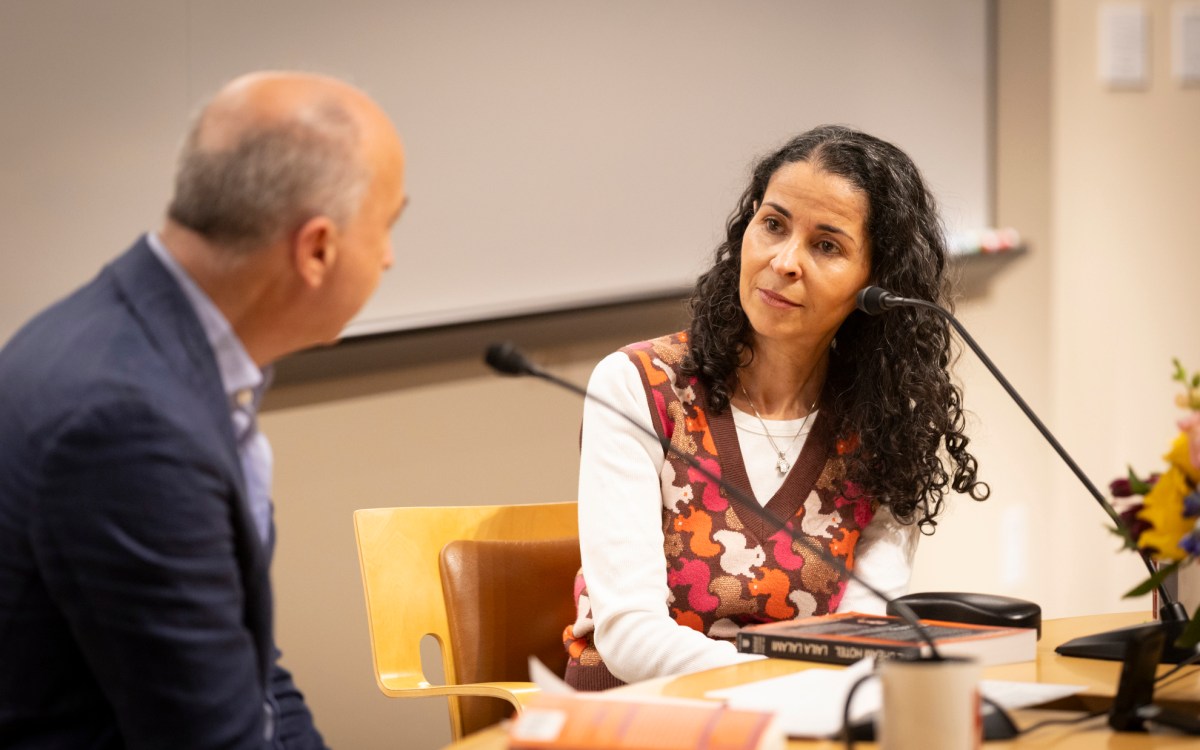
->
xmin=377 ymin=673 xmax=541 ymax=713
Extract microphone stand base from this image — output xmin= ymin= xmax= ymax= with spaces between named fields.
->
xmin=1055 ymin=620 xmax=1198 ymax=664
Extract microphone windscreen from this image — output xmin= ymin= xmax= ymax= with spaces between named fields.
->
xmin=484 ymin=341 xmax=534 ymax=376
xmin=856 ymin=286 xmax=893 ymax=316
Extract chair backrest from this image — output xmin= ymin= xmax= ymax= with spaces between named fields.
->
xmin=353 ymin=502 xmax=578 ymax=737
xmin=440 ymin=537 xmax=581 ymax=735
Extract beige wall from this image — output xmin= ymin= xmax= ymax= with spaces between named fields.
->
xmin=905 ymin=0 xmax=1058 ymax=609
xmin=262 ymin=303 xmax=688 ymax=750
xmin=910 ymin=0 xmax=1200 ymax=634
xmin=1046 ymin=0 xmax=1200 ymax=618
xmin=261 ymin=3 xmax=1200 ymax=748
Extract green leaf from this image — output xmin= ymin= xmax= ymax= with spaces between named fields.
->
xmin=1173 ymin=358 xmax=1187 ymax=383
xmin=1176 ymin=609 xmax=1200 ymax=650
xmin=1106 ymin=524 xmax=1139 ymax=551
xmin=1192 ymin=373 xmax=1200 ymax=389
xmin=1123 ymin=560 xmax=1184 ymax=598
xmin=1127 ymin=466 xmax=1154 ymax=495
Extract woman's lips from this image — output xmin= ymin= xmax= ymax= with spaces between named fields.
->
xmin=757 ymin=288 xmax=801 ymax=309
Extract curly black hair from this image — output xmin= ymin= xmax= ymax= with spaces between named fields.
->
xmin=680 ymin=125 xmax=988 ymax=531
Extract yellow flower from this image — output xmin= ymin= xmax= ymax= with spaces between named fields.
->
xmin=1165 ymin=431 xmax=1200 ymax=485
xmin=1136 ymin=464 xmax=1195 ymax=562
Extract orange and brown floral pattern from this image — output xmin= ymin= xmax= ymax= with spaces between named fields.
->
xmin=564 ymin=333 xmax=875 ymax=690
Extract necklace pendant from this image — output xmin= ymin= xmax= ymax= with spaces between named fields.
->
xmin=776 ymin=455 xmax=791 ymax=474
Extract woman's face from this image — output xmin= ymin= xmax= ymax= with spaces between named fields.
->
xmin=738 ymin=160 xmax=872 ymax=351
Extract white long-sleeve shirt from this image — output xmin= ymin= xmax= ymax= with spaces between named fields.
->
xmin=577 ymin=351 xmax=920 ymax=684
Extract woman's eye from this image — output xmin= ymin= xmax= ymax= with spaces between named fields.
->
xmin=764 ymin=217 xmax=782 ymax=232
xmin=817 ymin=239 xmax=841 ymax=254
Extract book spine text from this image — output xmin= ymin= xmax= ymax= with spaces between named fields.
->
xmin=737 ymin=633 xmax=922 ymax=665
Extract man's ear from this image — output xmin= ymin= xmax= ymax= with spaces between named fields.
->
xmin=293 ymin=216 xmax=338 ymax=288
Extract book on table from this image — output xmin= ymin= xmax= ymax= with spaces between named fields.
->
xmin=736 ymin=611 xmax=1036 ymax=667
xmin=507 ymin=692 xmax=784 ymax=750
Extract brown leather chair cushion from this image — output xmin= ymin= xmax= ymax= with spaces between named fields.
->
xmin=439 ymin=536 xmax=581 ymax=736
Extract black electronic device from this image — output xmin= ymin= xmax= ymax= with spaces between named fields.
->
xmin=1109 ymin=627 xmax=1200 ymax=734
xmin=887 ymin=592 xmax=1042 ymax=637
xmin=1109 ymin=627 xmax=1165 ymax=731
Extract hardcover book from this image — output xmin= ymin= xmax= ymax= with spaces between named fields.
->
xmin=737 ymin=612 xmax=1036 ymax=667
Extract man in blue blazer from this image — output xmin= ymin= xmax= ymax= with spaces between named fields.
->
xmin=0 ymin=71 xmax=407 ymax=748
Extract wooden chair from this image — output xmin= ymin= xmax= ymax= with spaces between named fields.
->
xmin=352 ymin=502 xmax=579 ymax=740
xmin=440 ymin=536 xmax=581 ymax=735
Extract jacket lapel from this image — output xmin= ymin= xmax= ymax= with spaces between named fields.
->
xmin=106 ymin=236 xmax=274 ymax=683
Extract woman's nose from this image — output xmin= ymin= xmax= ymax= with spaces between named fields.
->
xmin=769 ymin=239 xmax=804 ymax=277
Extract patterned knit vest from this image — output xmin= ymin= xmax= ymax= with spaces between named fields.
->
xmin=563 ymin=332 xmax=875 ymax=690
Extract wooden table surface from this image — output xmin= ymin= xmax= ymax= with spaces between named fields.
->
xmin=442 ymin=613 xmax=1200 ymax=749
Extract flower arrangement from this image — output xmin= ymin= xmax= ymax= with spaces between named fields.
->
xmin=1111 ymin=359 xmax=1200 ymax=647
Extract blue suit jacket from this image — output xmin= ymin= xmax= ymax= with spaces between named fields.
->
xmin=0 ymin=238 xmax=327 ymax=749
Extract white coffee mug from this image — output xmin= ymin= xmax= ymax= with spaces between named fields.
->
xmin=877 ymin=656 xmax=982 ymax=750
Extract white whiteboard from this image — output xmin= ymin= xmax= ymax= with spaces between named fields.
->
xmin=0 ymin=0 xmax=988 ymax=342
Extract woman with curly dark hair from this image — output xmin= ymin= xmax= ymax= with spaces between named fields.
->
xmin=562 ymin=125 xmax=988 ymax=690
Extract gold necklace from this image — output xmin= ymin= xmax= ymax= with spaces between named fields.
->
xmin=738 ymin=381 xmax=818 ymax=475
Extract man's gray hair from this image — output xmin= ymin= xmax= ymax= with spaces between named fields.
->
xmin=167 ymin=101 xmax=368 ymax=253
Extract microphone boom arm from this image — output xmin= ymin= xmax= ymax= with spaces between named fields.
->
xmin=910 ymin=303 xmax=1127 ymax=528
xmin=487 ymin=343 xmax=940 ymax=655
xmin=867 ymin=292 xmax=1189 ymax=632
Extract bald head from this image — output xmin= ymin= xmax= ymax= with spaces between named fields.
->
xmin=167 ymin=71 xmax=402 ymax=253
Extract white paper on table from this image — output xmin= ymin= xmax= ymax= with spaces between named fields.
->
xmin=706 ymin=660 xmax=879 ymax=738
xmin=705 ymin=660 xmax=1087 ymax=738
xmin=977 ymin=678 xmax=1087 ymax=710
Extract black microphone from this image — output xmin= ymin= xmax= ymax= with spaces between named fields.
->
xmin=856 ymin=286 xmax=1196 ymax=663
xmin=482 ymin=341 xmax=937 ymax=654
xmin=854 ymin=286 xmax=903 ymax=315
xmin=484 ymin=341 xmax=538 ymax=377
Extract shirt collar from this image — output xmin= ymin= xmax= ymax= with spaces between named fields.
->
xmin=146 ymin=232 xmax=269 ymax=409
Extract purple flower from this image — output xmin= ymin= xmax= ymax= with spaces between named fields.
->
xmin=1180 ymin=530 xmax=1200 ymax=557
xmin=1185 ymin=490 xmax=1200 ymax=519
xmin=1111 ymin=478 xmax=1133 ymax=497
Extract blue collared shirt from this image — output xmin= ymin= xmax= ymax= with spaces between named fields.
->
xmin=146 ymin=232 xmax=274 ymax=544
